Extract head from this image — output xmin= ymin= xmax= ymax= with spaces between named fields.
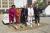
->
xmin=36 ymin=4 xmax=38 ymax=8
xmin=34 ymin=3 xmax=38 ymax=8
xmin=27 ymin=3 xmax=32 ymax=7
xmin=19 ymin=8 xmax=22 ymax=11
xmin=11 ymin=5 xmax=15 ymax=8
xmin=28 ymin=5 xmax=33 ymax=8
xmin=48 ymin=2 xmax=50 ymax=5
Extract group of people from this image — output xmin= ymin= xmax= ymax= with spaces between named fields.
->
xmin=9 ymin=3 xmax=40 ymax=27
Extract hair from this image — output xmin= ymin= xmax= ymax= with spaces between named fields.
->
xmin=11 ymin=5 xmax=15 ymax=7
xmin=48 ymin=2 xmax=50 ymax=5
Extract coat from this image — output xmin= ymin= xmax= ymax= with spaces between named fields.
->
xmin=9 ymin=8 xmax=16 ymax=22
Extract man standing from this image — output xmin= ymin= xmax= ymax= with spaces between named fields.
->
xmin=34 ymin=4 xmax=40 ymax=26
xmin=21 ymin=7 xmax=28 ymax=26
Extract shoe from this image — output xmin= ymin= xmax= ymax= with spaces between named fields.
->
xmin=27 ymin=22 xmax=30 ymax=25
xmin=37 ymin=23 xmax=40 ymax=26
xmin=35 ymin=22 xmax=37 ymax=24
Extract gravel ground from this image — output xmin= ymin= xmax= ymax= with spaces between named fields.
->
xmin=0 ymin=14 xmax=50 ymax=33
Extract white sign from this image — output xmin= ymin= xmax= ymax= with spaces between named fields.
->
xmin=2 ymin=14 xmax=16 ymax=24
xmin=2 ymin=14 xmax=9 ymax=23
xmin=14 ymin=0 xmax=27 ymax=8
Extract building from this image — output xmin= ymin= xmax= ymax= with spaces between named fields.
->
xmin=0 ymin=0 xmax=14 ymax=13
xmin=0 ymin=0 xmax=50 ymax=9
xmin=0 ymin=0 xmax=37 ymax=13
xmin=0 ymin=0 xmax=37 ymax=9
xmin=0 ymin=0 xmax=14 ymax=9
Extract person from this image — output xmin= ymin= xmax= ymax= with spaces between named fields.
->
xmin=9 ymin=5 xmax=16 ymax=24
xmin=20 ymin=8 xmax=25 ymax=24
xmin=34 ymin=4 xmax=40 ymax=26
xmin=27 ymin=5 xmax=34 ymax=27
xmin=24 ymin=7 xmax=28 ymax=24
xmin=21 ymin=7 xmax=28 ymax=26
xmin=16 ymin=8 xmax=22 ymax=24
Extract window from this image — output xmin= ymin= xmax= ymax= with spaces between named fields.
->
xmin=27 ymin=0 xmax=32 ymax=4
xmin=2 ymin=4 xmax=8 ymax=8
xmin=2 ymin=0 xmax=7 ymax=1
xmin=2 ymin=2 xmax=8 ymax=4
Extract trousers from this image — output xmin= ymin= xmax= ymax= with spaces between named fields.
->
xmin=27 ymin=16 xmax=33 ymax=25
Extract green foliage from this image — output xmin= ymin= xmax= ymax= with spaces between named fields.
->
xmin=37 ymin=0 xmax=46 ymax=9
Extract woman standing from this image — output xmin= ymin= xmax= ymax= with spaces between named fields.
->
xmin=27 ymin=5 xmax=34 ymax=27
xmin=16 ymin=8 xmax=22 ymax=24
xmin=9 ymin=5 xmax=16 ymax=24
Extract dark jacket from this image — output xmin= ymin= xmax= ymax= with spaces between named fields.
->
xmin=21 ymin=8 xmax=28 ymax=16
xmin=21 ymin=8 xmax=28 ymax=23
xmin=24 ymin=8 xmax=28 ymax=16
xmin=21 ymin=8 xmax=24 ymax=16
xmin=34 ymin=7 xmax=40 ymax=15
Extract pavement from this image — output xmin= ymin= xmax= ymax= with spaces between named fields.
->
xmin=0 ymin=14 xmax=50 ymax=33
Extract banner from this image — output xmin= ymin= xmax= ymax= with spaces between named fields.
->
xmin=14 ymin=0 xmax=27 ymax=8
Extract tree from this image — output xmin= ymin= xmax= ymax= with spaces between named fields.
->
xmin=37 ymin=0 xmax=46 ymax=9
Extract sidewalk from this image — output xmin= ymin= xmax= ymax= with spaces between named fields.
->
xmin=0 ymin=14 xmax=50 ymax=33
